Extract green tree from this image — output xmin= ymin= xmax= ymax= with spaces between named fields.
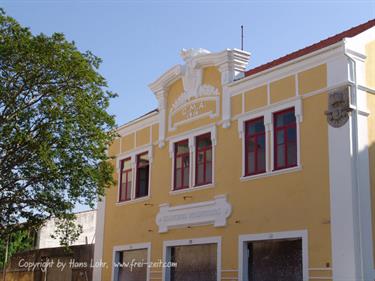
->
xmin=0 ymin=9 xmax=117 ymax=241
xmin=0 ymin=230 xmax=35 ymax=269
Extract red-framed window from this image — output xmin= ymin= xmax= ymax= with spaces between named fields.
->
xmin=119 ymin=158 xmax=132 ymax=202
xmin=174 ymin=140 xmax=190 ymax=190
xmin=135 ymin=152 xmax=150 ymax=198
xmin=273 ymin=108 xmax=297 ymax=170
xmin=245 ymin=117 xmax=266 ymax=176
xmin=195 ymin=133 xmax=212 ymax=186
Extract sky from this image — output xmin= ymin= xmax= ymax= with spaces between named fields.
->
xmin=1 ymin=0 xmax=374 ymax=127
xmin=1 ymin=0 xmax=374 ymax=212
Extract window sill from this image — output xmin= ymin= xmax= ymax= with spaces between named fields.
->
xmin=169 ymin=183 xmax=214 ymax=195
xmin=240 ymin=165 xmax=302 ymax=182
xmin=116 ymin=195 xmax=150 ymax=206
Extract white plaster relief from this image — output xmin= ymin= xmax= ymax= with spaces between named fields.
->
xmin=155 ymin=195 xmax=231 ymax=233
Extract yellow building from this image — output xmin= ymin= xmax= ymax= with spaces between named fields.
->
xmin=93 ymin=20 xmax=375 ymax=281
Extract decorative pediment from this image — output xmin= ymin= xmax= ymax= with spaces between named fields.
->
xmin=148 ymin=48 xmax=251 ymax=146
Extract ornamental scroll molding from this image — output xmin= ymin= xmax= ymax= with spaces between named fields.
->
xmin=325 ymin=86 xmax=353 ymax=128
xmin=169 ymin=49 xmax=220 ymax=131
xmin=155 ymin=194 xmax=232 ymax=233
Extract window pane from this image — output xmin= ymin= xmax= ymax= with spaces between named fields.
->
xmin=118 ymin=249 xmax=148 ymax=281
xmin=257 ymin=135 xmax=266 ymax=172
xmin=126 ymin=180 xmax=132 ymax=199
xmin=120 ymin=183 xmax=127 ymax=201
xmin=196 ymin=134 xmax=211 ymax=149
xmin=175 ymin=169 xmax=182 ymax=189
xmin=183 ymin=166 xmax=189 ymax=187
xmin=277 ymin=144 xmax=285 ymax=167
xmin=287 ymin=142 xmax=297 ymax=166
xmin=276 ymin=130 xmax=285 ymax=145
xmin=197 ymin=163 xmax=204 ymax=184
xmin=176 ymin=141 xmax=189 ymax=154
xmin=122 ymin=159 xmax=131 ymax=171
xmin=205 ymin=161 xmax=212 ymax=183
xmin=206 ymin=148 xmax=212 ymax=162
xmin=247 ymin=118 xmax=264 ymax=135
xmin=197 ymin=151 xmax=204 ymax=164
xmin=287 ymin=127 xmax=297 ymax=142
xmin=170 ymin=244 xmax=217 ymax=281
xmin=136 ymin=166 xmax=149 ymax=198
xmin=248 ymin=151 xmax=255 ymax=174
xmin=138 ymin=153 xmax=149 ymax=167
xmin=275 ymin=109 xmax=295 ymax=127
xmin=176 ymin=157 xmax=182 ymax=169
xmin=247 ymin=239 xmax=302 ymax=281
xmin=183 ymin=156 xmax=190 ymax=168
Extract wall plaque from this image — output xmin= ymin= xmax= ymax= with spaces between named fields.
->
xmin=155 ymin=195 xmax=232 ymax=233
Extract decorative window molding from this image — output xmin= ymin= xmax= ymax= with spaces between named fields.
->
xmin=112 ymin=242 xmax=151 ymax=281
xmin=116 ymin=145 xmax=153 ymax=204
xmin=168 ymin=125 xmax=216 ymax=192
xmin=238 ymin=97 xmax=302 ymax=178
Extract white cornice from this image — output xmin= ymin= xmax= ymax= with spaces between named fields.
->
xmin=148 ymin=65 xmax=182 ymax=94
xmin=117 ymin=112 xmax=159 ymax=137
xmin=227 ymin=41 xmax=346 ymax=96
xmin=148 ymin=48 xmax=251 ymax=97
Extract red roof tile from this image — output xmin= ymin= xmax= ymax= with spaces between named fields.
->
xmin=244 ymin=19 xmax=375 ymax=77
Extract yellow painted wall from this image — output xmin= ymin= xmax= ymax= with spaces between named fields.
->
xmin=120 ymin=133 xmax=135 ymax=153
xmin=136 ymin=127 xmax=150 ymax=147
xmin=270 ymin=75 xmax=295 ymax=103
xmin=231 ymin=94 xmax=242 ymax=116
xmin=366 ymin=40 xmax=375 ymax=267
xmin=152 ymin=124 xmax=159 ymax=144
xmin=366 ymin=41 xmax=375 ymax=89
xmin=244 ymin=85 xmax=268 ymax=112
xmin=102 ymin=63 xmax=332 ymax=281
xmin=298 ymin=64 xmax=327 ymax=95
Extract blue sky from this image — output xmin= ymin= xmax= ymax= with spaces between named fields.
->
xmin=1 ymin=0 xmax=374 ymax=127
xmin=1 ymin=0 xmax=374 ymax=212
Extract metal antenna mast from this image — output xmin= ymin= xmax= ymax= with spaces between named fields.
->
xmin=241 ymin=25 xmax=244 ymax=50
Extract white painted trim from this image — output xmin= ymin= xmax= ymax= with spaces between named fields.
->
xmin=117 ymin=113 xmax=159 ymax=137
xmin=156 ymin=195 xmax=231 ymax=233
xmin=228 ymin=41 xmax=344 ymax=97
xmin=169 ymin=182 xmax=214 ymax=195
xmin=93 ymin=197 xmax=106 ymax=281
xmin=238 ymin=230 xmax=308 ymax=281
xmin=240 ymin=165 xmax=302 ymax=182
xmin=295 ymin=74 xmax=299 ymax=97
xmin=359 ymin=84 xmax=375 ymax=94
xmin=162 ymin=236 xmax=222 ymax=281
xmin=112 ymin=242 xmax=151 ymax=281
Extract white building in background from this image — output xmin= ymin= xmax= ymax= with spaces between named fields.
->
xmin=36 ymin=209 xmax=96 ymax=249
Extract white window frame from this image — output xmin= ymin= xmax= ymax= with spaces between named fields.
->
xmin=116 ymin=145 xmax=153 ymax=205
xmin=168 ymin=125 xmax=217 ymax=194
xmin=162 ymin=236 xmax=221 ymax=281
xmin=238 ymin=97 xmax=303 ymax=181
xmin=112 ymin=242 xmax=151 ymax=281
xmin=238 ymin=230 xmax=308 ymax=281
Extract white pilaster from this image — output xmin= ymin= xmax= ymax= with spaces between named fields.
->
xmin=93 ymin=197 xmax=106 ymax=281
